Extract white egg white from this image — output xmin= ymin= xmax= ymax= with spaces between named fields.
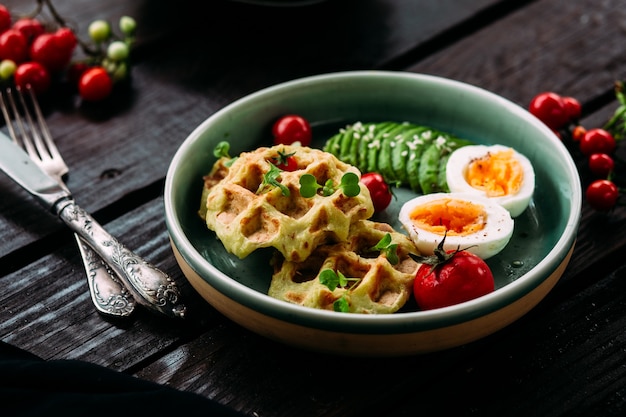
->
xmin=445 ymin=144 xmax=535 ymax=217
xmin=398 ymin=192 xmax=514 ymax=260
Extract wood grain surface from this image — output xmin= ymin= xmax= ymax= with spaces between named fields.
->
xmin=1 ymin=0 xmax=625 ymax=416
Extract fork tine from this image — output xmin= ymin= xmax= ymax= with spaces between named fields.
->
xmin=0 ymin=90 xmax=19 ymax=143
xmin=21 ymin=85 xmax=67 ymax=175
xmin=0 ymin=88 xmax=39 ymax=160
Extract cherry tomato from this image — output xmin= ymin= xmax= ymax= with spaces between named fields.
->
xmin=14 ymin=61 xmax=50 ymax=94
xmin=0 ymin=6 xmax=11 ymax=33
xmin=413 ymin=249 xmax=495 ymax=310
xmin=579 ymin=128 xmax=616 ymax=156
xmin=276 ymin=157 xmax=297 ymax=171
xmin=0 ymin=29 xmax=28 ymax=63
xmin=586 ymin=179 xmax=619 ymax=211
xmin=588 ymin=153 xmax=614 ymax=178
xmin=54 ymin=27 xmax=77 ymax=52
xmin=562 ymin=96 xmax=582 ymax=121
xmin=360 ymin=172 xmax=392 ymax=212
xmin=12 ymin=18 xmax=44 ymax=44
xmin=29 ymin=29 xmax=75 ymax=72
xmin=272 ymin=115 xmax=312 ymax=146
xmin=78 ymin=67 xmax=112 ymax=101
xmin=528 ymin=92 xmax=570 ymax=130
xmin=271 ymin=150 xmax=299 ymax=171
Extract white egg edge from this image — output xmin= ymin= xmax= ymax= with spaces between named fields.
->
xmin=445 ymin=145 xmax=535 ymax=217
xmin=398 ymin=192 xmax=515 ymax=260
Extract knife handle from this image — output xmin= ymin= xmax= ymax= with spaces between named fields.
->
xmin=56 ymin=200 xmax=187 ymax=319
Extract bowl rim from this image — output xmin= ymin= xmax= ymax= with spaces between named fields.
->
xmin=164 ymin=70 xmax=582 ymax=334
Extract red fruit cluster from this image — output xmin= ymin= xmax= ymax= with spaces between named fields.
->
xmin=529 ymin=90 xmax=623 ymax=212
xmin=529 ymin=91 xmax=581 ymax=131
xmin=0 ymin=4 xmax=134 ymax=102
xmin=0 ymin=5 xmax=77 ymax=94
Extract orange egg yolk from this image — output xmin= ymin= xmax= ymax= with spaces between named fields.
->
xmin=465 ymin=149 xmax=523 ymax=197
xmin=409 ymin=198 xmax=487 ymax=236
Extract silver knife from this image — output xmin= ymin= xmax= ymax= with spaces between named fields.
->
xmin=0 ymin=133 xmax=187 ymax=319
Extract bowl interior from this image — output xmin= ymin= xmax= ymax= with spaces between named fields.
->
xmin=165 ymin=71 xmax=580 ymax=333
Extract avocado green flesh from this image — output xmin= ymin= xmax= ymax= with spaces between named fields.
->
xmin=323 ymin=121 xmax=473 ymax=194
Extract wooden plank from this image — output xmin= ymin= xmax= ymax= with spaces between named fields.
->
xmin=406 ymin=0 xmax=626 ymax=107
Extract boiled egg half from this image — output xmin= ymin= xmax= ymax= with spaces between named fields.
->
xmin=445 ymin=145 xmax=535 ymax=217
xmin=399 ymin=192 xmax=514 ymax=260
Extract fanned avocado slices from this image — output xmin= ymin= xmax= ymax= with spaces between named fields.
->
xmin=323 ymin=121 xmax=473 ymax=194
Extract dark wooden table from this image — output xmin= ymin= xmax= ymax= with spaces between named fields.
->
xmin=1 ymin=0 xmax=626 ymax=416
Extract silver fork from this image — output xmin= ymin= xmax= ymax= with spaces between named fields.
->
xmin=0 ymin=86 xmax=136 ymax=318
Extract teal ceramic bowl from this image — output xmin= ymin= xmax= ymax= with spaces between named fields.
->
xmin=164 ymin=71 xmax=581 ymax=356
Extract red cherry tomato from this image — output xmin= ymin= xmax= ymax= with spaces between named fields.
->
xmin=360 ymin=172 xmax=392 ymax=212
xmin=588 ymin=153 xmax=614 ymax=178
xmin=586 ymin=179 xmax=619 ymax=211
xmin=12 ymin=18 xmax=44 ymax=44
xmin=0 ymin=6 xmax=12 ymax=33
xmin=79 ymin=67 xmax=112 ymax=101
xmin=276 ymin=157 xmax=297 ymax=171
xmin=54 ymin=27 xmax=77 ymax=51
xmin=272 ymin=115 xmax=312 ymax=146
xmin=29 ymin=29 xmax=75 ymax=72
xmin=528 ymin=92 xmax=570 ymax=130
xmin=562 ymin=96 xmax=582 ymax=121
xmin=271 ymin=150 xmax=299 ymax=172
xmin=413 ymin=250 xmax=495 ymax=310
xmin=579 ymin=128 xmax=616 ymax=156
xmin=0 ymin=29 xmax=28 ymax=63
xmin=14 ymin=61 xmax=51 ymax=94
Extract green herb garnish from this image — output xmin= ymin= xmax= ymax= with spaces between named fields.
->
xmin=371 ymin=233 xmax=399 ymax=265
xmin=319 ymin=269 xmax=362 ymax=313
xmin=299 ymin=172 xmax=361 ymax=198
xmin=333 ymin=295 xmax=350 ymax=313
xmin=213 ymin=141 xmax=238 ymax=167
xmin=259 ymin=162 xmax=290 ymax=196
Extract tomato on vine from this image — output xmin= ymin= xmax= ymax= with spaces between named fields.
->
xmin=13 ymin=18 xmax=45 ymax=45
xmin=0 ymin=29 xmax=28 ymax=64
xmin=579 ymin=128 xmax=616 ymax=156
xmin=586 ymin=179 xmax=619 ymax=211
xmin=78 ymin=66 xmax=112 ymax=101
xmin=14 ymin=61 xmax=50 ymax=94
xmin=529 ymin=92 xmax=571 ymax=130
xmin=0 ymin=5 xmax=11 ymax=33
xmin=562 ymin=96 xmax=582 ymax=121
xmin=410 ymin=236 xmax=495 ymax=310
xmin=588 ymin=153 xmax=615 ymax=178
xmin=272 ymin=115 xmax=312 ymax=146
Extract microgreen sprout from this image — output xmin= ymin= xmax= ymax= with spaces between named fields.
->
xmin=213 ymin=141 xmax=238 ymax=167
xmin=333 ymin=295 xmax=350 ymax=313
xmin=258 ymin=162 xmax=290 ymax=196
xmin=319 ymin=269 xmax=362 ymax=313
xmin=371 ymin=233 xmax=399 ymax=265
xmin=299 ymin=174 xmax=321 ymax=198
xmin=299 ymin=172 xmax=361 ymax=198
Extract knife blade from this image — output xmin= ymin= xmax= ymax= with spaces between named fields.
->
xmin=0 ymin=133 xmax=186 ymax=319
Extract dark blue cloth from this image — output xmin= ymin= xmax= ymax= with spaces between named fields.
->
xmin=0 ymin=341 xmax=244 ymax=417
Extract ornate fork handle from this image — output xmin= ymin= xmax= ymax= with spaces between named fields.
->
xmin=56 ymin=199 xmax=187 ymax=319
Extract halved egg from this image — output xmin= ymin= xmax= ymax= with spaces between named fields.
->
xmin=398 ymin=192 xmax=514 ymax=260
xmin=445 ymin=144 xmax=535 ymax=217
